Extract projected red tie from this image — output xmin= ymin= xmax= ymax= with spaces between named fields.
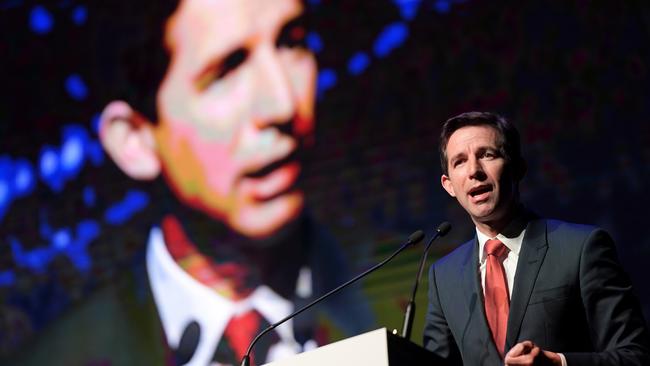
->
xmin=223 ymin=310 xmax=262 ymax=365
xmin=484 ymin=239 xmax=510 ymax=357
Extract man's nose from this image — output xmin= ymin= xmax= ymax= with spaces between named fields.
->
xmin=468 ymin=157 xmax=485 ymax=180
xmin=252 ymin=47 xmax=294 ymax=128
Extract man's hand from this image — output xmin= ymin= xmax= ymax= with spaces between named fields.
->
xmin=504 ymin=340 xmax=562 ymax=366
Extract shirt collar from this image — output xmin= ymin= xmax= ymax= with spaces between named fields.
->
xmin=146 ymin=227 xmax=303 ymax=366
xmin=476 ymin=227 xmax=525 ymax=265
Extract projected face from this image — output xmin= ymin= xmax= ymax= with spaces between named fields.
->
xmin=154 ymin=0 xmax=317 ymax=238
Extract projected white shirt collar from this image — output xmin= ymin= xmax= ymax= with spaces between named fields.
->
xmin=146 ymin=227 xmax=313 ymax=366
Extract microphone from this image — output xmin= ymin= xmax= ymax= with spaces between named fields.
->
xmin=174 ymin=320 xmax=201 ymax=365
xmin=240 ymin=229 xmax=425 ymax=366
xmin=400 ymin=222 xmax=452 ymax=340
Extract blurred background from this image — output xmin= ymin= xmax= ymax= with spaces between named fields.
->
xmin=1 ymin=0 xmax=649 ymax=364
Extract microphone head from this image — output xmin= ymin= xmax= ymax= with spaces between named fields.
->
xmin=408 ymin=230 xmax=425 ymax=244
xmin=436 ymin=222 xmax=452 ymax=237
xmin=175 ymin=320 xmax=200 ymax=365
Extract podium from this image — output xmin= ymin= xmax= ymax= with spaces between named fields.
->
xmin=263 ymin=328 xmax=441 ymax=366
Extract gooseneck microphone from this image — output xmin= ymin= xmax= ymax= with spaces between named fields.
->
xmin=240 ymin=229 xmax=425 ymax=366
xmin=400 ymin=222 xmax=452 ymax=340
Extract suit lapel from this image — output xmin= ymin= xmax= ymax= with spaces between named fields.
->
xmin=505 ymin=219 xmax=548 ymax=351
xmin=460 ymin=237 xmax=480 ymax=310
xmin=460 ymin=237 xmax=500 ymax=361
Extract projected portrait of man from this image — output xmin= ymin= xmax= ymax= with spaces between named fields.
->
xmin=97 ymin=0 xmax=371 ymax=365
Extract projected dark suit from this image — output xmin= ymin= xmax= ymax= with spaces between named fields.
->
xmin=423 ymin=217 xmax=650 ymax=365
xmin=5 ymin=215 xmax=373 ymax=366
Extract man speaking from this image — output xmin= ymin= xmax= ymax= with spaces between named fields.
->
xmin=423 ymin=111 xmax=650 ymax=365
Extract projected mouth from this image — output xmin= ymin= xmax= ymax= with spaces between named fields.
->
xmin=245 ymin=150 xmax=297 ymax=179
xmin=244 ymin=152 xmax=301 ymax=201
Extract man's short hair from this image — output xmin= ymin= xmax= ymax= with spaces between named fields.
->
xmin=439 ymin=111 xmax=523 ymax=176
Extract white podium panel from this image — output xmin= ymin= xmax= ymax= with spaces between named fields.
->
xmin=263 ymin=328 xmax=440 ymax=366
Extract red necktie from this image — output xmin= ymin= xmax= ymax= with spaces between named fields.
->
xmin=484 ymin=239 xmax=510 ymax=357
xmin=223 ymin=310 xmax=262 ymax=365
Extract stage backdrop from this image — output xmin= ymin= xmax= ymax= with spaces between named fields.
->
xmin=1 ymin=0 xmax=649 ymax=365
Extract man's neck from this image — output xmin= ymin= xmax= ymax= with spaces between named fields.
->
xmin=474 ymin=202 xmax=529 ymax=238
xmin=159 ymin=202 xmax=308 ymax=300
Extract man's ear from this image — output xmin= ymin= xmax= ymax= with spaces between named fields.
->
xmin=441 ymin=174 xmax=456 ymax=197
xmin=99 ymin=100 xmax=160 ymax=180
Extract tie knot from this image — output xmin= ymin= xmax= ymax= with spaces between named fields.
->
xmin=485 ymin=239 xmax=508 ymax=257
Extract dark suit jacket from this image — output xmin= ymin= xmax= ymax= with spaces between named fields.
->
xmin=6 ymin=216 xmax=374 ymax=366
xmin=423 ymin=218 xmax=650 ymax=365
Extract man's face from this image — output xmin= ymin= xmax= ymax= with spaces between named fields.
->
xmin=441 ymin=125 xmax=517 ymax=228
xmin=154 ymin=0 xmax=316 ymax=238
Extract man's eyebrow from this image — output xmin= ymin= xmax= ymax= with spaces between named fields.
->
xmin=477 ymin=145 xmax=500 ymax=153
xmin=449 ymin=151 xmax=466 ymax=162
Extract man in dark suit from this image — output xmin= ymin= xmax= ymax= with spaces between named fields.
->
xmin=3 ymin=1 xmax=375 ymax=365
xmin=94 ymin=0 xmax=374 ymax=365
xmin=423 ymin=111 xmax=650 ymax=365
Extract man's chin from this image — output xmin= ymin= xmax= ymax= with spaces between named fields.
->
xmin=470 ymin=205 xmax=516 ymax=229
xmin=468 ymin=205 xmax=500 ymax=223
xmin=231 ymin=191 xmax=305 ymax=241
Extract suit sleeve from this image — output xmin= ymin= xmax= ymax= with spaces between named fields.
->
xmin=423 ymin=264 xmax=463 ymax=365
xmin=564 ymin=229 xmax=650 ymax=365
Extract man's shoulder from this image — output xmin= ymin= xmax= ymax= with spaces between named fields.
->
xmin=431 ymin=217 xmax=606 ymax=268
xmin=525 ymin=217 xmax=619 ymax=259
xmin=432 ymin=237 xmax=475 ymax=273
xmin=541 ymin=217 xmax=603 ymax=242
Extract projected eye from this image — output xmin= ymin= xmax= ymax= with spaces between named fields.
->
xmin=219 ymin=48 xmax=248 ymax=78
xmin=277 ymin=17 xmax=308 ymax=49
xmin=195 ymin=48 xmax=249 ymax=90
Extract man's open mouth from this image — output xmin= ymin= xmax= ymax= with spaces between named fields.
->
xmin=243 ymin=151 xmax=301 ymax=201
xmin=244 ymin=150 xmax=298 ymax=179
xmin=468 ymin=185 xmax=492 ymax=197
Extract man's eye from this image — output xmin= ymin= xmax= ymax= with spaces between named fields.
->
xmin=277 ymin=21 xmax=308 ymax=49
xmin=195 ymin=48 xmax=248 ymax=90
xmin=216 ymin=48 xmax=248 ymax=80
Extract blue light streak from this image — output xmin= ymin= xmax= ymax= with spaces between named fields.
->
xmin=392 ymin=0 xmax=422 ymax=20
xmin=306 ymin=32 xmax=323 ymax=54
xmin=348 ymin=52 xmax=370 ymax=75
xmin=29 ymin=5 xmax=53 ymax=34
xmin=65 ymin=74 xmax=88 ymax=101
xmin=71 ymin=5 xmax=87 ymax=25
xmin=317 ymin=68 xmax=337 ymax=97
xmin=104 ymin=190 xmax=150 ymax=225
xmin=373 ymin=22 xmax=409 ymax=58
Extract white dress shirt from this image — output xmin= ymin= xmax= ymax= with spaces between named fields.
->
xmin=476 ymin=228 xmax=524 ymax=300
xmin=476 ymin=227 xmax=567 ymax=366
xmin=146 ymin=227 xmax=314 ymax=366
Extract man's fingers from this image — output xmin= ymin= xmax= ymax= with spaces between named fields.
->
xmin=505 ymin=347 xmax=541 ymax=365
xmin=506 ymin=340 xmax=535 ymax=357
xmin=505 ymin=341 xmax=541 ymax=365
xmin=529 ymin=346 xmax=541 ymax=357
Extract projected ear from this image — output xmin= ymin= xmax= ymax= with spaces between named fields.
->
xmin=99 ymin=100 xmax=161 ymax=180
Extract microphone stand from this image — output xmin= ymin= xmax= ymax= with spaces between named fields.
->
xmin=400 ymin=222 xmax=451 ymax=340
xmin=240 ymin=230 xmax=425 ymax=366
